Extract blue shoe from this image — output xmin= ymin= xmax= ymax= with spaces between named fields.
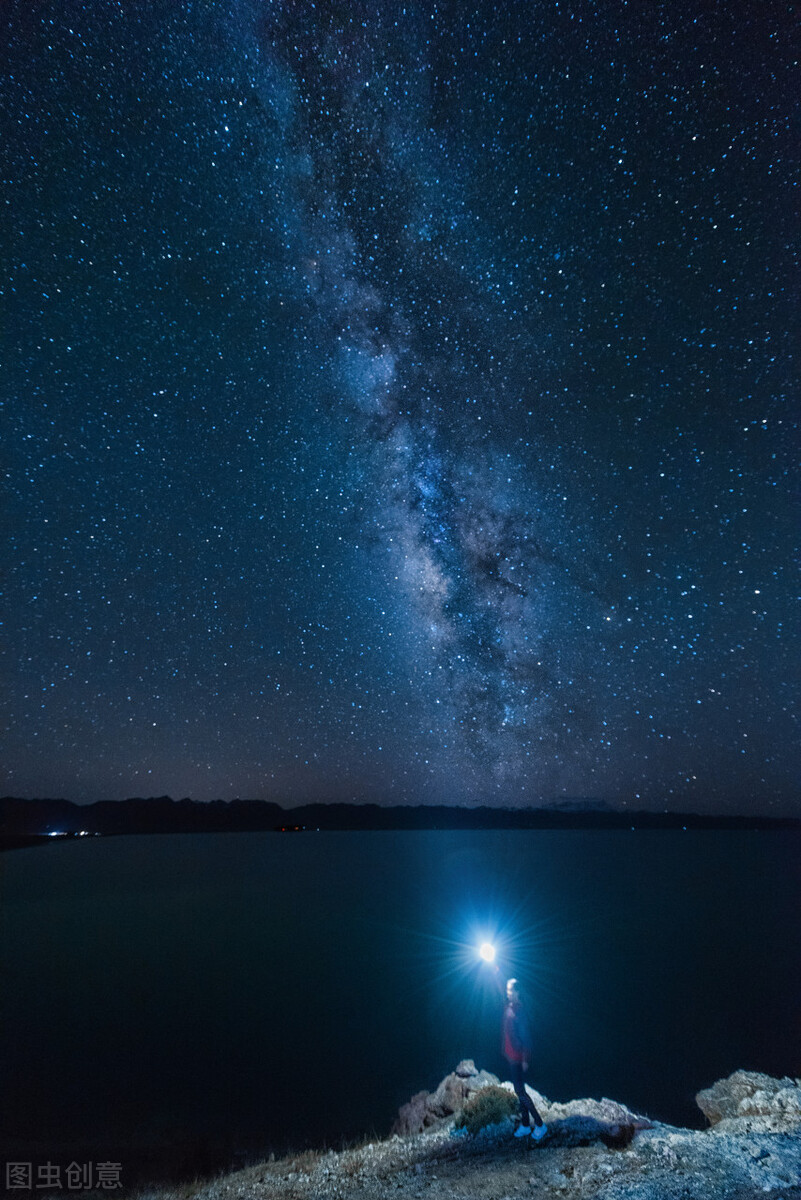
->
xmin=514 ymin=1125 xmax=531 ymax=1138
xmin=532 ymin=1123 xmax=548 ymax=1142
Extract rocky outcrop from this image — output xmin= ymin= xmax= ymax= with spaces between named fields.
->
xmin=696 ymin=1069 xmax=801 ymax=1132
xmin=527 ymin=1093 xmax=653 ymax=1149
xmin=394 ymin=1060 xmax=651 ymax=1144
xmin=182 ymin=1067 xmax=801 ymax=1200
xmin=392 ymin=1058 xmax=501 ymax=1135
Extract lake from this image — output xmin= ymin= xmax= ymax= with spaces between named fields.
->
xmin=1 ymin=830 xmax=799 ymax=1183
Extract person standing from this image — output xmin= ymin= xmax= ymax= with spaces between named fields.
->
xmin=501 ymin=976 xmax=547 ymax=1140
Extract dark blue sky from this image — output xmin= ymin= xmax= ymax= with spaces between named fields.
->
xmin=2 ymin=0 xmax=797 ymax=811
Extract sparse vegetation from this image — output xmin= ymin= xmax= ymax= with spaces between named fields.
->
xmin=284 ymin=1148 xmax=323 ymax=1173
xmin=340 ymin=1151 xmax=366 ymax=1179
xmin=453 ymin=1085 xmax=518 ymax=1135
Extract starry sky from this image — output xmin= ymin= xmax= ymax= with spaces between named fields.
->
xmin=2 ymin=0 xmax=797 ymax=812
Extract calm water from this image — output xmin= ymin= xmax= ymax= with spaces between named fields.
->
xmin=1 ymin=830 xmax=799 ymax=1176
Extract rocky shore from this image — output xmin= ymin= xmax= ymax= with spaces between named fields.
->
xmin=136 ymin=1063 xmax=801 ymax=1200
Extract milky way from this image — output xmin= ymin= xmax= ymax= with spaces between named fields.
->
xmin=2 ymin=0 xmax=797 ymax=809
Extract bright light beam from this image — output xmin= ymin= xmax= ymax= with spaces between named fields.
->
xmin=479 ymin=941 xmax=496 ymax=963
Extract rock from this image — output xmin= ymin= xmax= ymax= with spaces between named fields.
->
xmin=454 ymin=1058 xmax=478 ymax=1078
xmin=545 ymin=1095 xmax=650 ymax=1127
xmin=392 ymin=1063 xmax=501 ymax=1134
xmin=696 ymin=1070 xmax=801 ymax=1129
xmin=393 ymin=1064 xmax=654 ymax=1147
xmin=393 ymin=1090 xmax=432 ymax=1137
xmin=534 ymin=1092 xmax=652 ymax=1149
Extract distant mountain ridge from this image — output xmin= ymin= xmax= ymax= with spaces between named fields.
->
xmin=1 ymin=794 xmax=799 ymax=847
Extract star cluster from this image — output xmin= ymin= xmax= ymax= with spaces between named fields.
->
xmin=1 ymin=0 xmax=796 ymax=809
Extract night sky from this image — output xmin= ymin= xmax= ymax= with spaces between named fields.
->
xmin=2 ymin=0 xmax=797 ymax=811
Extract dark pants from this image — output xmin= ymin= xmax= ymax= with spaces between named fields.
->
xmin=508 ymin=1059 xmax=543 ymax=1127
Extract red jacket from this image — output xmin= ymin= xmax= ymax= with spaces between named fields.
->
xmin=502 ymin=999 xmax=533 ymax=1064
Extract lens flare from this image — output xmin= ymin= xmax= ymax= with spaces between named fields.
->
xmin=479 ymin=941 xmax=496 ymax=962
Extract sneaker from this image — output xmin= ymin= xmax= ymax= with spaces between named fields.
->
xmin=514 ymin=1125 xmax=531 ymax=1138
xmin=532 ymin=1123 xmax=548 ymax=1142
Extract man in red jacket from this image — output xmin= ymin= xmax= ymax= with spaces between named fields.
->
xmin=501 ymin=976 xmax=548 ymax=1140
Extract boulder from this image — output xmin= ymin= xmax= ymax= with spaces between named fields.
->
xmin=392 ymin=1089 xmax=431 ymax=1137
xmin=392 ymin=1060 xmax=501 ymax=1135
xmin=393 ymin=1061 xmax=652 ymax=1144
xmin=453 ymin=1058 xmax=480 ymax=1078
xmin=536 ymin=1094 xmax=646 ymax=1128
xmin=696 ymin=1070 xmax=801 ymax=1130
xmin=527 ymin=1091 xmax=652 ymax=1148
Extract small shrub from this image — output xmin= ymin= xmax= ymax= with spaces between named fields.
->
xmin=454 ymin=1086 xmax=518 ymax=1135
